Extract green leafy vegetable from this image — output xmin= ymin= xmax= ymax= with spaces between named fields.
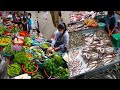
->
xmin=24 ymin=37 xmax=33 ymax=46
xmin=7 ymin=63 xmax=21 ymax=77
xmin=24 ymin=61 xmax=36 ymax=72
xmin=13 ymin=51 xmax=29 ymax=64
xmin=43 ymin=54 xmax=69 ymax=79
xmin=40 ymin=43 xmax=51 ymax=49
xmin=31 ymin=72 xmax=44 ymax=79
xmin=11 ymin=26 xmax=19 ymax=33
xmin=0 ymin=25 xmax=6 ymax=34
xmin=5 ymin=43 xmax=13 ymax=55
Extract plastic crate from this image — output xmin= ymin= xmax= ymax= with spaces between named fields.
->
xmin=112 ymin=34 xmax=120 ymax=49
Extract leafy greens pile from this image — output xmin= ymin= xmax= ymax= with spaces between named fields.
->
xmin=43 ymin=54 xmax=69 ymax=79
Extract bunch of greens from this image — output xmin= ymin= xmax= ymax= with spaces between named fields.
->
xmin=7 ymin=63 xmax=21 ymax=77
xmin=24 ymin=37 xmax=33 ymax=46
xmin=40 ymin=43 xmax=51 ymax=49
xmin=43 ymin=54 xmax=69 ymax=79
xmin=0 ymin=25 xmax=6 ymax=34
xmin=5 ymin=43 xmax=13 ymax=55
xmin=13 ymin=51 xmax=29 ymax=64
xmin=11 ymin=26 xmax=19 ymax=33
xmin=31 ymin=72 xmax=44 ymax=79
xmin=24 ymin=61 xmax=36 ymax=72
xmin=31 ymin=48 xmax=47 ymax=60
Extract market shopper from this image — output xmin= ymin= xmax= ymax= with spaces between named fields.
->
xmin=7 ymin=12 xmax=13 ymax=21
xmin=105 ymin=11 xmax=118 ymax=36
xmin=48 ymin=22 xmax=69 ymax=53
xmin=27 ymin=13 xmax=33 ymax=33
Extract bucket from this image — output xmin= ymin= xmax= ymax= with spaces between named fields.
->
xmin=98 ymin=22 xmax=106 ymax=30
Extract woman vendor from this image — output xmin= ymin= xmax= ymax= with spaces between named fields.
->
xmin=48 ymin=22 xmax=69 ymax=53
xmin=105 ymin=11 xmax=118 ymax=36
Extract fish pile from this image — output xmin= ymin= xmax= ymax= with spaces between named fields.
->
xmin=69 ymin=60 xmax=83 ymax=77
xmin=81 ymin=32 xmax=117 ymax=71
xmin=68 ymin=23 xmax=89 ymax=32
xmin=69 ymin=32 xmax=84 ymax=49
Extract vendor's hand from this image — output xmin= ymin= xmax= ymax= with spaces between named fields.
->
xmin=54 ymin=47 xmax=60 ymax=51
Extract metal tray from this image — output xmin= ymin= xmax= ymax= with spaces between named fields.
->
xmin=68 ymin=28 xmax=120 ymax=79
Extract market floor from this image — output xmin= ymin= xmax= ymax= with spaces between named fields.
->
xmin=38 ymin=11 xmax=71 ymax=40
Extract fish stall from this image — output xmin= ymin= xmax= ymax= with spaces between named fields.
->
xmin=68 ymin=28 xmax=120 ymax=79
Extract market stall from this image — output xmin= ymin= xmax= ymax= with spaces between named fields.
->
xmin=0 ymin=16 xmax=69 ymax=79
xmin=67 ymin=11 xmax=120 ymax=79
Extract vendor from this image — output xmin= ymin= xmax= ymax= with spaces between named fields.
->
xmin=105 ymin=11 xmax=118 ymax=36
xmin=48 ymin=22 xmax=69 ymax=53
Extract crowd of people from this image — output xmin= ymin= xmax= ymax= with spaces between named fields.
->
xmin=0 ymin=11 xmax=34 ymax=34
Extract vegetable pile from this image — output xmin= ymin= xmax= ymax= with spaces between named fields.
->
xmin=31 ymin=72 xmax=44 ymax=79
xmin=0 ymin=25 xmax=6 ymax=34
xmin=24 ymin=37 xmax=33 ymax=46
xmin=7 ymin=63 xmax=21 ymax=77
xmin=11 ymin=26 xmax=19 ymax=33
xmin=11 ymin=45 xmax=22 ymax=52
xmin=5 ymin=43 xmax=13 ymax=55
xmin=40 ymin=43 xmax=51 ymax=49
xmin=0 ymin=37 xmax=11 ymax=45
xmin=24 ymin=61 xmax=36 ymax=72
xmin=43 ymin=54 xmax=69 ymax=79
xmin=31 ymin=48 xmax=47 ymax=61
xmin=13 ymin=51 xmax=29 ymax=64
xmin=25 ymin=52 xmax=33 ymax=60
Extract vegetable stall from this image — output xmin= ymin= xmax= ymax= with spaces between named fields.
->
xmin=0 ymin=22 xmax=69 ymax=79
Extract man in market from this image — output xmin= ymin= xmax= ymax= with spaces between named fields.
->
xmin=105 ymin=11 xmax=119 ymax=36
xmin=47 ymin=22 xmax=69 ymax=54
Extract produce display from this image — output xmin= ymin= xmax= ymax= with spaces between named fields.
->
xmin=4 ymin=43 xmax=13 ymax=55
xmin=13 ymin=51 xmax=29 ymax=64
xmin=30 ymin=48 xmax=47 ymax=61
xmin=40 ymin=42 xmax=51 ymax=49
xmin=44 ymin=54 xmax=69 ymax=79
xmin=7 ymin=63 xmax=21 ymax=77
xmin=84 ymin=18 xmax=98 ymax=27
xmin=24 ymin=37 xmax=33 ymax=46
xmin=25 ymin=52 xmax=33 ymax=60
xmin=11 ymin=26 xmax=19 ymax=33
xmin=23 ymin=61 xmax=36 ymax=72
xmin=13 ymin=38 xmax=24 ymax=45
xmin=0 ymin=25 xmax=6 ymax=35
xmin=0 ymin=37 xmax=11 ymax=46
xmin=31 ymin=72 xmax=44 ymax=79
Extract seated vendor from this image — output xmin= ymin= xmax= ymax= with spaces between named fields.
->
xmin=48 ymin=22 xmax=69 ymax=53
xmin=105 ymin=11 xmax=118 ymax=36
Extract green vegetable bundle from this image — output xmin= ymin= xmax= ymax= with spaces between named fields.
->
xmin=31 ymin=72 xmax=44 ymax=79
xmin=7 ymin=63 xmax=21 ymax=77
xmin=0 ymin=25 xmax=6 ymax=34
xmin=24 ymin=37 xmax=33 ymax=46
xmin=31 ymin=48 xmax=47 ymax=60
xmin=43 ymin=54 xmax=69 ymax=79
xmin=11 ymin=26 xmax=19 ymax=33
xmin=5 ymin=43 xmax=13 ymax=55
xmin=24 ymin=61 xmax=36 ymax=72
xmin=41 ymin=44 xmax=49 ymax=48
xmin=13 ymin=51 xmax=29 ymax=64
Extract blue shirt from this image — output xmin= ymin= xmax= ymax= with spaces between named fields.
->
xmin=105 ymin=13 xmax=118 ymax=28
xmin=27 ymin=18 xmax=33 ymax=29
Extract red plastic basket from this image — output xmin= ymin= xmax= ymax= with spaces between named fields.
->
xmin=22 ymin=61 xmax=38 ymax=74
xmin=19 ymin=31 xmax=28 ymax=37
